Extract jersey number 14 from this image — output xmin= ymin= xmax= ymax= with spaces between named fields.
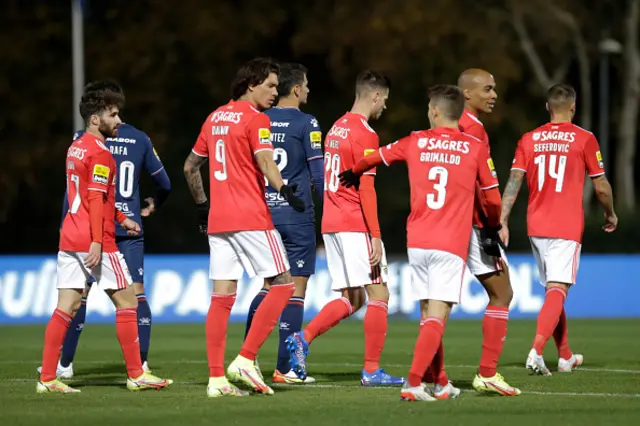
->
xmin=534 ymin=154 xmax=567 ymax=193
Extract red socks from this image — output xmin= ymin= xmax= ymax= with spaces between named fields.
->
xmin=240 ymin=283 xmax=295 ymax=360
xmin=479 ymin=306 xmax=509 ymax=378
xmin=408 ymin=317 xmax=445 ymax=387
xmin=207 ymin=293 xmax=236 ymax=377
xmin=533 ymin=287 xmax=567 ymax=355
xmin=303 ymin=297 xmax=353 ymax=344
xmin=116 ymin=308 xmax=144 ymax=379
xmin=40 ymin=309 xmax=73 ymax=382
xmin=363 ymin=299 xmax=388 ymax=373
xmin=553 ymin=307 xmax=573 ymax=359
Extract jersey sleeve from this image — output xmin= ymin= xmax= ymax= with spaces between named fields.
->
xmin=584 ymin=134 xmax=605 ymax=177
xmin=378 ymin=136 xmax=411 ymax=166
xmin=353 ymin=131 xmax=380 ymax=176
xmin=511 ymin=137 xmax=527 ymax=172
xmin=87 ymin=150 xmax=114 ymax=194
xmin=302 ymin=115 xmax=323 ymax=161
xmin=246 ymin=113 xmax=274 ymax=154
xmin=477 ymin=144 xmax=500 ymax=190
xmin=192 ymin=121 xmax=209 ymax=157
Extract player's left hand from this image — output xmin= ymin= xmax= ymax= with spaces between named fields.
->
xmin=370 ymin=237 xmax=383 ymax=266
xmin=480 ymin=225 xmax=503 ymax=258
xmin=141 ymin=197 xmax=156 ymax=217
xmin=603 ymin=212 xmax=618 ymax=233
xmin=121 ymin=218 xmax=141 ymax=236
xmin=338 ymin=169 xmax=360 ymax=189
xmin=499 ymin=223 xmax=510 ymax=247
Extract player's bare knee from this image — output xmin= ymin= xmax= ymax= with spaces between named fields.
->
xmin=365 ymin=282 xmax=389 ymax=302
xmin=271 ymin=271 xmax=293 ymax=286
xmin=108 ymin=287 xmax=138 ymax=310
xmin=132 ymin=282 xmax=144 ymax=295
xmin=342 ymin=287 xmax=366 ymax=311
xmin=292 ymin=276 xmax=309 ymax=298
xmin=479 ymin=271 xmax=513 ymax=307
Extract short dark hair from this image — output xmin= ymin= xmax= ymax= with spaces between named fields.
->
xmin=355 ymin=70 xmax=391 ymax=97
xmin=277 ymin=63 xmax=308 ymax=98
xmin=79 ymin=79 xmax=125 ymax=124
xmin=428 ymin=84 xmax=465 ymax=120
xmin=231 ymin=58 xmax=280 ymax=100
xmin=547 ymin=84 xmax=576 ymax=112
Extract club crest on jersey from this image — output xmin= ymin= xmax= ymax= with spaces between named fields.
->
xmin=92 ymin=164 xmax=110 ymax=185
xmin=596 ymin=151 xmax=604 ymax=168
xmin=532 ymin=132 xmax=541 ymax=141
xmin=310 ymin=118 xmax=319 ymax=128
xmin=310 ymin=131 xmax=322 ymax=149
xmin=258 ymin=128 xmax=271 ymax=145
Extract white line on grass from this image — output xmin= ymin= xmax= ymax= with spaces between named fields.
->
xmin=3 ymin=360 xmax=639 ymax=374
xmin=3 ymin=378 xmax=640 ymax=398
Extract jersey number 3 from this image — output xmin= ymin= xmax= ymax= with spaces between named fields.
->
xmin=426 ymin=166 xmax=448 ymax=210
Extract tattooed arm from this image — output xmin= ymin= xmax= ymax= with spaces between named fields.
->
xmin=498 ymin=169 xmax=525 ymax=247
xmin=183 ymin=152 xmax=208 ymax=204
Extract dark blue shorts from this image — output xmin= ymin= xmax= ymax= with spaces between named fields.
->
xmin=116 ymin=236 xmax=145 ymax=284
xmin=275 ymin=223 xmax=316 ymax=277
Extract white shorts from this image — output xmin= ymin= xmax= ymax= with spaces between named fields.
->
xmin=57 ymin=250 xmax=132 ymax=290
xmin=466 ymin=227 xmax=508 ymax=276
xmin=323 ymin=232 xmax=388 ymax=291
xmin=408 ymin=248 xmax=466 ymax=304
xmin=208 ymin=229 xmax=290 ymax=280
xmin=530 ymin=237 xmax=581 ymax=286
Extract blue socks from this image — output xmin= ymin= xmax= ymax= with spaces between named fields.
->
xmin=136 ymin=293 xmax=152 ymax=363
xmin=60 ymin=297 xmax=87 ymax=367
xmin=277 ymin=297 xmax=305 ymax=373
xmin=244 ymin=289 xmax=269 ymax=339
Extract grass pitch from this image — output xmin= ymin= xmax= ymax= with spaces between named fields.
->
xmin=1 ymin=319 xmax=639 ymax=426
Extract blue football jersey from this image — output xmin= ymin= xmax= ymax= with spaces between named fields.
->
xmin=72 ymin=124 xmax=166 ymax=237
xmin=265 ymin=108 xmax=323 ymax=225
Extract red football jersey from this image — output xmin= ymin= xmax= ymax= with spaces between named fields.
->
xmin=379 ymin=127 xmax=499 ymax=260
xmin=322 ymin=112 xmax=380 ymax=234
xmin=60 ymin=134 xmax=119 ymax=253
xmin=192 ymin=100 xmax=275 ymax=234
xmin=511 ymin=122 xmax=605 ymax=243
xmin=459 ymin=108 xmax=492 ymax=227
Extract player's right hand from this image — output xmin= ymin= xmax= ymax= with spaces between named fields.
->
xmin=85 ymin=242 xmax=102 ymax=269
xmin=603 ymin=212 xmax=618 ymax=233
xmin=370 ymin=237 xmax=383 ymax=266
xmin=121 ymin=218 xmax=141 ymax=236
xmin=499 ymin=223 xmax=510 ymax=247
xmin=279 ymin=184 xmax=305 ymax=212
xmin=338 ymin=169 xmax=360 ymax=189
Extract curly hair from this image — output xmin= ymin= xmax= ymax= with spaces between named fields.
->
xmin=79 ymin=79 xmax=125 ymax=123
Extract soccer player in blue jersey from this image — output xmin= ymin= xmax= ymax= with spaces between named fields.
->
xmin=243 ymin=63 xmax=324 ymax=384
xmin=39 ymin=122 xmax=171 ymax=378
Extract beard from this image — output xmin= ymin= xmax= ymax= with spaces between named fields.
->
xmin=98 ymin=121 xmax=118 ymax=138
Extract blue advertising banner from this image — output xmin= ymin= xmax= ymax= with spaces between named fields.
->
xmin=0 ymin=254 xmax=637 ymax=324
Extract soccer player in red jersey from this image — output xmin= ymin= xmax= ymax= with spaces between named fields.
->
xmin=339 ymin=84 xmax=509 ymax=401
xmin=38 ymin=81 xmax=171 ymax=393
xmin=455 ymin=68 xmax=519 ymax=395
xmin=286 ymin=71 xmax=404 ymax=386
xmin=500 ymin=84 xmax=617 ymax=375
xmin=183 ymin=58 xmax=304 ymax=398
